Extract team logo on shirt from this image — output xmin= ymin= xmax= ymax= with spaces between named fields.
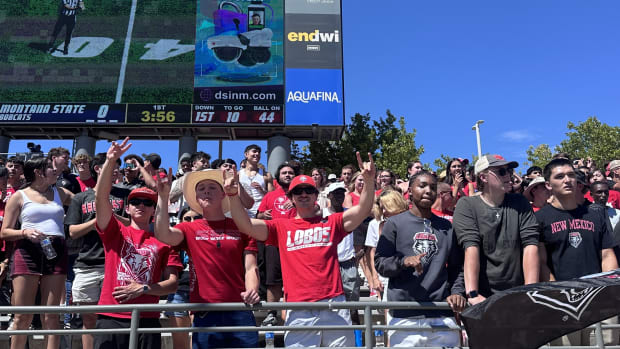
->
xmin=412 ymin=232 xmax=438 ymax=264
xmin=569 ymin=232 xmax=582 ymax=248
xmin=286 ymin=227 xmax=332 ymax=251
xmin=273 ymin=195 xmax=291 ymax=214
xmin=118 ymin=239 xmax=159 ymax=285
xmin=527 ymin=287 xmax=605 ymax=321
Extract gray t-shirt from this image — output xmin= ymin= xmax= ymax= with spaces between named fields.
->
xmin=375 ymin=211 xmax=464 ymax=318
xmin=453 ymin=194 xmax=539 ymax=296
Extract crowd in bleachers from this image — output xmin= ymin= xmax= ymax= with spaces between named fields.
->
xmin=0 ymin=138 xmax=619 ymax=348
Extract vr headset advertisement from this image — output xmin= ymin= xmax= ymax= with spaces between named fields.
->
xmin=195 ymin=0 xmax=284 ymax=105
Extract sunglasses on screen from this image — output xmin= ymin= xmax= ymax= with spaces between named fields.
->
xmin=290 ymin=187 xmax=318 ymax=196
xmin=128 ymin=198 xmax=155 ymax=207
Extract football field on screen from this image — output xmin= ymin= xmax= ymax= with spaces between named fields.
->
xmin=0 ymin=0 xmax=195 ymax=104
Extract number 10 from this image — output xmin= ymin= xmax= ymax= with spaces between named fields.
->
xmin=227 ymin=112 xmax=239 ymax=122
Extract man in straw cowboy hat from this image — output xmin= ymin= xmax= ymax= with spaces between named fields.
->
xmin=228 ymin=152 xmax=376 ymax=347
xmin=154 ymin=158 xmax=266 ymax=348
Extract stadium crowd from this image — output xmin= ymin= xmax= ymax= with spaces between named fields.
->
xmin=0 ymin=138 xmax=619 ymax=349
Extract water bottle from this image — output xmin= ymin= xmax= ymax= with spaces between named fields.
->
xmin=265 ymin=330 xmax=275 ymax=348
xmin=40 ymin=237 xmax=57 ymax=260
xmin=374 ymin=329 xmax=384 ymax=347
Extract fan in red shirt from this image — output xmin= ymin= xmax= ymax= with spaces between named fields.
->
xmin=431 ymin=182 xmax=455 ymax=222
xmin=155 ymin=165 xmax=265 ymax=348
xmin=94 ymin=138 xmax=182 ymax=349
xmin=230 ymin=152 xmax=376 ymax=347
xmin=256 ymin=163 xmax=298 ymax=326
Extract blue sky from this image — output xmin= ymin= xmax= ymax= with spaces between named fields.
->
xmin=8 ymin=0 xmax=620 ymax=173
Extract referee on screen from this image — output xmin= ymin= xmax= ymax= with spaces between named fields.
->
xmin=48 ymin=0 xmax=84 ymax=55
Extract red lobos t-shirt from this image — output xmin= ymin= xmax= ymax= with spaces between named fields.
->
xmin=265 ymin=212 xmax=347 ymax=302
xmin=174 ymin=218 xmax=257 ymax=303
xmin=96 ymin=216 xmax=182 ymax=319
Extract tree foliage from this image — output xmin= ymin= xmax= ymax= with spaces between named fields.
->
xmin=524 ymin=144 xmax=553 ymax=169
xmin=555 ymin=116 xmax=620 ymax=168
xmin=296 ymin=110 xmax=423 ymax=178
xmin=375 ymin=117 xmax=424 ymax=179
xmin=433 ymin=154 xmax=453 ymax=173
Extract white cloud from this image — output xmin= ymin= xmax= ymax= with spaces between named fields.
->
xmin=500 ymin=130 xmax=536 ymax=142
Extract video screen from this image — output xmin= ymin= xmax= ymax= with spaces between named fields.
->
xmin=0 ymin=0 xmax=195 ymax=104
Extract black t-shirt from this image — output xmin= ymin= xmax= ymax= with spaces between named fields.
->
xmin=115 ymin=178 xmax=147 ymax=191
xmin=64 ymin=187 xmax=129 ymax=268
xmin=536 ymin=204 xmax=617 ymax=281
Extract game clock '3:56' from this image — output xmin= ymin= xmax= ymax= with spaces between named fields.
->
xmin=126 ymin=104 xmax=192 ymax=124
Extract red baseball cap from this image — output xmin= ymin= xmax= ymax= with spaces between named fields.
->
xmin=288 ymin=175 xmax=317 ymax=194
xmin=128 ymin=187 xmax=157 ymax=204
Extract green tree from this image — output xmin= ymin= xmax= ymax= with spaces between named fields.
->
xmin=433 ymin=154 xmax=452 ymax=173
xmin=524 ymin=144 xmax=553 ymax=169
xmin=373 ymin=110 xmax=398 ymax=151
xmin=296 ymin=110 xmax=424 ymax=177
xmin=301 ymin=113 xmax=377 ymax=174
xmin=555 ymin=116 xmax=620 ymax=167
xmin=375 ymin=117 xmax=424 ymax=179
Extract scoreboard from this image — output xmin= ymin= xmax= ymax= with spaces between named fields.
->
xmin=0 ymin=103 xmax=284 ymax=126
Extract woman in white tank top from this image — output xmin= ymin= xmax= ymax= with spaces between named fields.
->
xmin=0 ymin=157 xmax=73 ymax=349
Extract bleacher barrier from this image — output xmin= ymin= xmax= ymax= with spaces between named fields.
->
xmin=0 ymin=302 xmax=619 ymax=349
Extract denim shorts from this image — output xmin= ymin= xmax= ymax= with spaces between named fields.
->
xmin=165 ymin=290 xmax=190 ymax=317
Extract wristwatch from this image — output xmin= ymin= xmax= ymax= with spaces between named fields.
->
xmin=466 ymin=290 xmax=478 ymax=299
xmin=142 ymin=285 xmax=150 ymax=294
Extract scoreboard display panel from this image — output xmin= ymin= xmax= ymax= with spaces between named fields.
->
xmin=0 ymin=0 xmax=343 ymax=129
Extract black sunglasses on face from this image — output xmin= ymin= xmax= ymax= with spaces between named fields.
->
xmin=129 ymin=198 xmax=155 ymax=207
xmin=290 ymin=187 xmax=318 ymax=195
xmin=183 ymin=215 xmax=203 ymax=222
xmin=491 ymin=167 xmax=512 ymax=177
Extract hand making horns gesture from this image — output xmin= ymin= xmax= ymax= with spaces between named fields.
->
xmin=106 ymin=137 xmax=132 ymax=161
xmin=356 ymin=151 xmax=376 ymax=183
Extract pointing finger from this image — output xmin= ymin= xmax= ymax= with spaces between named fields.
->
xmin=355 ymin=151 xmax=363 ymax=170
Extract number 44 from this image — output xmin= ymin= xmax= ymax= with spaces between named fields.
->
xmin=259 ymin=112 xmax=275 ymax=123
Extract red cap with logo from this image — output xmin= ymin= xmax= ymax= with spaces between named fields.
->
xmin=128 ymin=187 xmax=158 ymax=204
xmin=288 ymin=175 xmax=317 ymax=194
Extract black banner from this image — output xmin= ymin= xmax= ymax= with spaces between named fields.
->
xmin=461 ymin=269 xmax=620 ymax=349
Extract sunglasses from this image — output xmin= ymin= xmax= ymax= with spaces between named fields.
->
xmin=290 ymin=187 xmax=318 ymax=196
xmin=491 ymin=167 xmax=512 ymax=177
xmin=183 ymin=215 xmax=203 ymax=222
xmin=129 ymin=198 xmax=155 ymax=207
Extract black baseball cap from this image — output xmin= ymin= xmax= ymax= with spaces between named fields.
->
xmin=142 ymin=153 xmax=161 ymax=169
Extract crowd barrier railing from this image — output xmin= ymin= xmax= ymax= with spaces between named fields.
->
xmin=0 ymin=302 xmax=618 ymax=349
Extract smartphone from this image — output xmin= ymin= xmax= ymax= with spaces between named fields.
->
xmin=248 ymin=2 xmax=265 ymax=31
xmin=126 ymin=163 xmax=136 ymax=169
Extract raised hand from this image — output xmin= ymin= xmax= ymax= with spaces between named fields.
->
xmin=454 ymin=172 xmax=464 ymax=188
xmin=157 ymin=167 xmax=173 ymax=197
xmin=356 ymin=151 xmax=376 ymax=183
xmin=106 ymin=137 xmax=131 ymax=161
xmin=222 ymin=168 xmax=239 ymax=195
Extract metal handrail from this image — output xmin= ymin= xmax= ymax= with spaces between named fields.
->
xmin=0 ymin=301 xmax=616 ymax=349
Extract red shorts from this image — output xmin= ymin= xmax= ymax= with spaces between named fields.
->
xmin=10 ymin=236 xmax=68 ymax=277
